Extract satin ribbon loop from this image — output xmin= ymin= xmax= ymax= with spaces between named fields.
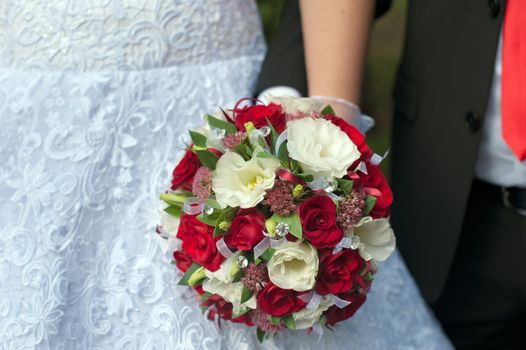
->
xmin=183 ymin=197 xmax=205 ymax=215
xmin=370 ymin=148 xmax=390 ymax=166
xmin=356 ymin=162 xmax=368 ymax=175
xmin=274 ymin=129 xmax=288 ymax=156
xmin=254 ymin=236 xmax=271 ymax=259
xmin=330 ymin=294 xmax=352 ymax=309
xmin=249 ymin=128 xmax=271 ymax=151
xmin=269 ymin=237 xmax=288 ymax=249
xmin=216 ymin=237 xmax=235 ymax=259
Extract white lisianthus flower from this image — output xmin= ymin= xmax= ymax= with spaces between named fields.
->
xmin=267 ymin=240 xmax=319 ymax=292
xmin=195 ymin=111 xmax=232 ymax=152
xmin=156 ymin=210 xmax=181 ymax=254
xmin=212 ymin=148 xmax=280 ymax=208
xmin=266 ymin=95 xmax=323 ymax=115
xmin=160 ymin=211 xmax=180 ymax=237
xmin=352 ymin=217 xmax=396 ymax=262
xmin=287 ymin=118 xmax=361 ymax=179
xmin=292 ymin=296 xmax=333 ymax=329
xmin=202 ymin=260 xmax=257 ymax=314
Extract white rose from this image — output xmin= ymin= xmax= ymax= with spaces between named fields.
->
xmin=212 ymin=148 xmax=280 ymax=208
xmin=287 ymin=118 xmax=361 ymax=179
xmin=352 ymin=217 xmax=396 ymax=262
xmin=202 ymin=259 xmax=257 ymax=314
xmin=267 ymin=240 xmax=319 ymax=292
xmin=292 ymin=296 xmax=333 ymax=329
xmin=266 ymin=95 xmax=323 ymax=115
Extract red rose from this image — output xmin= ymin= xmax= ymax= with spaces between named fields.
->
xmin=299 ymin=196 xmax=343 ymax=249
xmin=316 ymin=249 xmax=365 ymax=295
xmin=359 ymin=163 xmax=393 ymax=218
xmin=256 ymin=283 xmax=307 ymax=317
xmin=176 ymin=214 xmax=224 ymax=272
xmin=234 ymin=103 xmax=286 ymax=134
xmin=324 ymin=293 xmax=366 ymax=326
xmin=173 ymin=250 xmax=193 ymax=272
xmin=224 ymin=209 xmax=266 ymax=251
xmin=171 ymin=150 xmax=201 ymax=191
xmin=326 ymin=115 xmax=373 ymax=163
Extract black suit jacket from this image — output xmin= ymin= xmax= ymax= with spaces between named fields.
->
xmin=256 ymin=0 xmax=504 ymax=303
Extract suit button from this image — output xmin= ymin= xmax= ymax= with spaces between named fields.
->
xmin=488 ymin=0 xmax=501 ymax=17
xmin=465 ymin=112 xmax=481 ymax=131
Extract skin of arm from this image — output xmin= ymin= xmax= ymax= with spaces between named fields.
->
xmin=299 ymin=0 xmax=375 ymax=105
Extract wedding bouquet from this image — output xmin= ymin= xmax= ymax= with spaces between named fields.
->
xmin=157 ymin=96 xmax=395 ymax=341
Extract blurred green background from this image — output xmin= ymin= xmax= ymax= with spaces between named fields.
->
xmin=257 ymin=0 xmax=407 ymax=174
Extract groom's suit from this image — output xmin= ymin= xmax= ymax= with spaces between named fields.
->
xmin=257 ymin=1 xmax=526 ymax=348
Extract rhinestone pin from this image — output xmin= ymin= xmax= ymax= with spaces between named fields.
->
xmin=235 ymin=255 xmax=249 ymax=269
xmin=350 ymin=235 xmax=361 ymax=250
xmin=204 ymin=205 xmax=214 ymax=215
xmin=259 ymin=126 xmax=271 ymax=137
xmin=275 ymin=222 xmax=290 ymax=237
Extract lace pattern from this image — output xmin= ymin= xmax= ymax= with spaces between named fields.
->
xmin=0 ymin=0 xmax=264 ymax=71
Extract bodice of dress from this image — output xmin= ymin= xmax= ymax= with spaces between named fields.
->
xmin=0 ymin=0 xmax=264 ymax=71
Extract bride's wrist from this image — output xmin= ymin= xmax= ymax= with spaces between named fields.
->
xmin=311 ymin=95 xmax=362 ymax=125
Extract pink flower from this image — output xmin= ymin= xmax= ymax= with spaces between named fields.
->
xmin=223 ymin=132 xmax=246 ymax=150
xmin=192 ymin=167 xmax=213 ymax=201
xmin=337 ymin=189 xmax=366 ymax=230
xmin=262 ymin=179 xmax=296 ymax=216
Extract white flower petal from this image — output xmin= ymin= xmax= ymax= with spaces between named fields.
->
xmin=287 ymin=118 xmax=360 ymax=179
xmin=267 ymin=240 xmax=319 ymax=292
xmin=354 ymin=218 xmax=396 ymax=262
xmin=212 ymin=148 xmax=280 ymax=208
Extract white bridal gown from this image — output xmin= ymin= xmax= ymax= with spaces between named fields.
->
xmin=0 ymin=1 xmax=452 ymax=349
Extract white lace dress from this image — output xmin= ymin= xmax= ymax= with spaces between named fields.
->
xmin=0 ymin=1 xmax=452 ymax=349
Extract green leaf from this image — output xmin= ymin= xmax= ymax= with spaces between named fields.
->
xmin=269 ymin=316 xmax=281 ymax=325
xmin=206 ymin=114 xmax=237 ymax=134
xmin=259 ymin=248 xmax=276 ymax=261
xmin=213 ymin=206 xmax=238 ymax=237
xmin=365 ymin=272 xmax=375 ymax=282
xmin=296 ymin=173 xmax=314 ymax=182
xmin=265 ymin=118 xmax=280 ymax=154
xmin=256 ymin=151 xmax=279 ymax=161
xmin=337 ymin=179 xmax=354 ymax=195
xmin=282 ymin=315 xmax=296 ymax=330
xmin=234 ymin=143 xmax=253 ymax=160
xmin=321 ymin=105 xmax=335 ymax=116
xmin=240 ymin=284 xmax=254 ymax=304
xmin=364 ymin=195 xmax=378 ymax=215
xmin=164 ymin=205 xmax=182 ymax=217
xmin=189 ymin=130 xmax=207 ymax=148
xmin=271 ymin=213 xmax=303 ymax=239
xmin=277 ymin=141 xmax=289 ymax=168
xmin=256 ymin=328 xmax=266 ymax=343
xmin=232 ymin=307 xmax=250 ymax=319
xmin=178 ymin=263 xmax=202 ymax=286
xmin=197 ymin=208 xmax=222 ymax=226
xmin=160 ymin=191 xmax=192 ymax=206
xmin=195 ymin=150 xmax=220 ymax=170
xmin=232 ymin=268 xmax=243 ymax=283
xmin=205 ymin=198 xmax=222 ymax=209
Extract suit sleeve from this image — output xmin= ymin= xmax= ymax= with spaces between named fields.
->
xmin=255 ymin=0 xmax=392 ymax=96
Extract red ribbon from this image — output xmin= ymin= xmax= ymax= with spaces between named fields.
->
xmin=277 ymin=169 xmax=305 ymax=185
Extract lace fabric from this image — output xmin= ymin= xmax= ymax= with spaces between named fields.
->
xmin=0 ymin=1 xmax=452 ymax=349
